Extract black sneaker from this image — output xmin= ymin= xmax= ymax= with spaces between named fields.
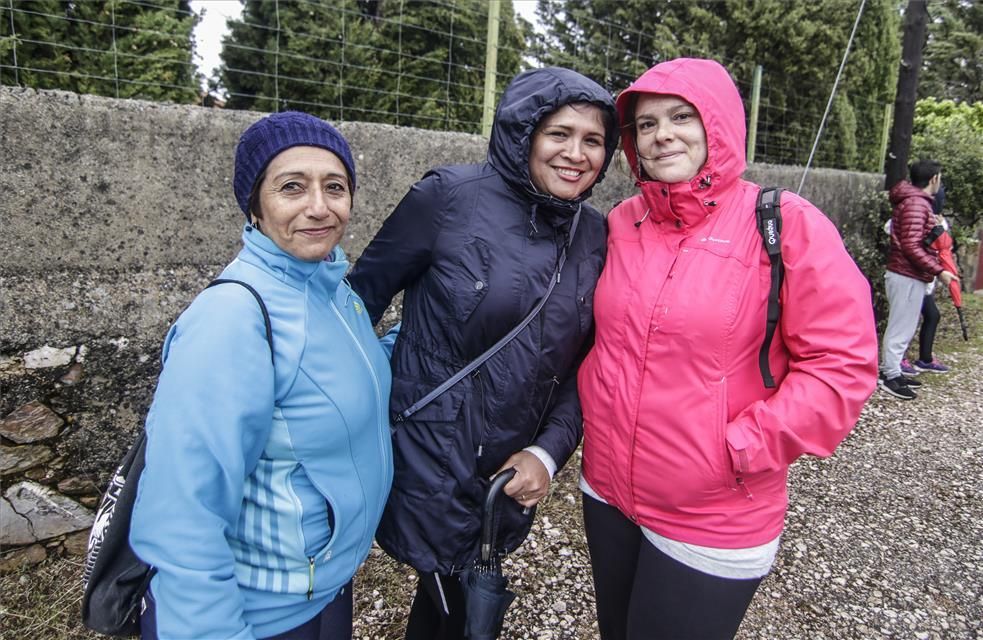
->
xmin=901 ymin=375 xmax=923 ymax=388
xmin=879 ymin=372 xmax=923 ymax=388
xmin=879 ymin=375 xmax=917 ymax=399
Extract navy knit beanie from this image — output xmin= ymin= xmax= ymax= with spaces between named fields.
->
xmin=233 ymin=111 xmax=356 ymax=217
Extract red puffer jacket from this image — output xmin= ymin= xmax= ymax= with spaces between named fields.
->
xmin=886 ymin=181 xmax=942 ymax=282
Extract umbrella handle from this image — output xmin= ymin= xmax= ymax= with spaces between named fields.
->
xmin=481 ymin=468 xmax=517 ymax=563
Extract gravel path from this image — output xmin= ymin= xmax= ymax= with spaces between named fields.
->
xmin=3 ymin=337 xmax=980 ymax=640
xmin=352 ymin=345 xmax=983 ymax=639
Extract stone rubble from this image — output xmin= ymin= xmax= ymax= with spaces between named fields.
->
xmin=22 ymin=345 xmax=79 ymax=369
xmin=2 ymin=481 xmax=94 ymax=546
xmin=0 ymin=400 xmax=64 ymax=443
xmin=0 ymin=443 xmax=55 ymax=476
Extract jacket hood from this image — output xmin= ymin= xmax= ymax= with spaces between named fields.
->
xmin=488 ymin=67 xmax=619 ymax=209
xmin=889 ymin=180 xmax=933 ymax=207
xmin=616 ymin=58 xmax=747 ymax=226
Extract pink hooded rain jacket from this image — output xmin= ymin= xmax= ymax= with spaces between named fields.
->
xmin=578 ymin=58 xmax=878 ymax=549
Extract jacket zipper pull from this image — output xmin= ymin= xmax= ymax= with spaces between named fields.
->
xmin=473 ymin=369 xmax=486 ymax=458
xmin=307 ymin=557 xmax=315 ymax=600
xmin=736 ymin=476 xmax=753 ymax=500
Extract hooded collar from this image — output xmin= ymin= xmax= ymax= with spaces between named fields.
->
xmin=239 ymin=224 xmax=348 ymax=293
xmin=889 ymin=180 xmax=934 ymax=207
xmin=616 ymin=58 xmax=747 ymax=229
xmin=487 ymin=67 xmax=619 ymax=217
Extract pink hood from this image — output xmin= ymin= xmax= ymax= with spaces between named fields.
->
xmin=616 ymin=58 xmax=747 ymax=227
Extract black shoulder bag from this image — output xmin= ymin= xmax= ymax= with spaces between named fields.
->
xmin=394 ymin=207 xmax=581 ymax=422
xmin=81 ymin=279 xmax=274 ymax=636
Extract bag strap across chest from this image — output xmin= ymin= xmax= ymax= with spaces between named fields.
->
xmin=394 ymin=205 xmax=582 ymax=422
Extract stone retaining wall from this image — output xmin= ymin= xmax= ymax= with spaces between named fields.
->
xmin=0 ymin=86 xmax=885 ymax=564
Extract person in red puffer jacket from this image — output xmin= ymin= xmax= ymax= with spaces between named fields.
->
xmin=880 ymin=160 xmax=959 ymax=399
xmin=576 ymin=58 xmax=879 ymax=640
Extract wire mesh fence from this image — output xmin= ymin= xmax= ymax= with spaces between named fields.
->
xmin=1 ymin=0 xmax=895 ymax=171
xmin=215 ymin=0 xmax=530 ymax=133
xmin=1 ymin=0 xmax=201 ymax=102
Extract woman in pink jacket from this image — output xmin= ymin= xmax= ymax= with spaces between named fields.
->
xmin=577 ymin=58 xmax=878 ymax=640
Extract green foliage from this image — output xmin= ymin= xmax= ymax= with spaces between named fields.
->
xmin=219 ymin=0 xmax=527 ymax=132
xmin=912 ymin=97 xmax=983 ymax=239
xmin=840 ymin=187 xmax=893 ymax=332
xmin=0 ymin=0 xmax=200 ymax=103
xmin=920 ymin=0 xmax=983 ymax=104
xmin=817 ymin=93 xmax=859 ymax=170
xmin=914 ymin=97 xmax=983 ymax=133
xmin=533 ymin=0 xmax=900 ymax=172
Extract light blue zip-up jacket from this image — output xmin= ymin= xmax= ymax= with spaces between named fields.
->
xmin=131 ymin=226 xmax=394 ymax=639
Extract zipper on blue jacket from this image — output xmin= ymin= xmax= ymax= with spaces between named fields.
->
xmin=329 ymin=300 xmax=389 ymax=509
xmin=307 ymin=556 xmax=315 ymax=600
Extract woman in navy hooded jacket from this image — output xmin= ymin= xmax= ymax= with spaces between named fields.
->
xmin=348 ymin=68 xmax=618 ymax=639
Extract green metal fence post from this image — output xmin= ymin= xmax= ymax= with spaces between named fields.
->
xmin=747 ymin=65 xmax=762 ymax=164
xmin=481 ymin=0 xmax=501 ymax=136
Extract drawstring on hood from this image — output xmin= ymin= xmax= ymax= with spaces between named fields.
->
xmin=487 ymin=67 xmax=619 ymax=235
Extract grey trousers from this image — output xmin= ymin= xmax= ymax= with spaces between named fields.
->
xmin=881 ymin=271 xmax=928 ymax=379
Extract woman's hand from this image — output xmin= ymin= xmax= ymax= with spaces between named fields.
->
xmin=495 ymin=451 xmax=550 ymax=508
xmin=940 ymin=270 xmax=959 ymax=286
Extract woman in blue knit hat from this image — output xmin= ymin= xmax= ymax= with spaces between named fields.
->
xmin=130 ymin=111 xmax=396 ymax=640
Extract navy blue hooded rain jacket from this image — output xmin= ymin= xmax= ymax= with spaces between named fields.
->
xmin=348 ymin=67 xmax=618 ymax=574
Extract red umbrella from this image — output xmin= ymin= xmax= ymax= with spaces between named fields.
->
xmin=927 ymin=225 xmax=969 ymax=341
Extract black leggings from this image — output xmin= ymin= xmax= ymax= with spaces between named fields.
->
xmin=583 ymin=494 xmax=763 ymax=640
xmin=918 ymin=293 xmax=940 ymax=362
xmin=404 ymin=570 xmax=467 ymax=640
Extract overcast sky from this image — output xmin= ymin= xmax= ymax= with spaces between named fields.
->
xmin=191 ymin=0 xmax=541 ymax=89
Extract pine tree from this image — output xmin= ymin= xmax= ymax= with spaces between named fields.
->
xmin=533 ymin=0 xmax=900 ymax=172
xmin=920 ymin=0 xmax=983 ymax=103
xmin=1 ymin=0 xmax=199 ymax=103
xmin=219 ymin=0 xmax=527 ymax=132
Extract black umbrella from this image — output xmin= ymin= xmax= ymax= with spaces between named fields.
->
xmin=460 ymin=468 xmax=518 ymax=640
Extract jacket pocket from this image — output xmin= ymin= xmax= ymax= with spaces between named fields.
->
xmin=576 ymin=259 xmax=601 ymax=334
xmin=714 ymin=377 xmax=739 ymax=491
xmin=447 ymin=237 xmax=490 ymax=323
xmin=390 ymin=377 xmax=466 ymax=500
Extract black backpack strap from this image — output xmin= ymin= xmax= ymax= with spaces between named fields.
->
xmin=207 ymin=279 xmax=274 ymax=365
xmin=755 ymin=188 xmax=784 ymax=389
